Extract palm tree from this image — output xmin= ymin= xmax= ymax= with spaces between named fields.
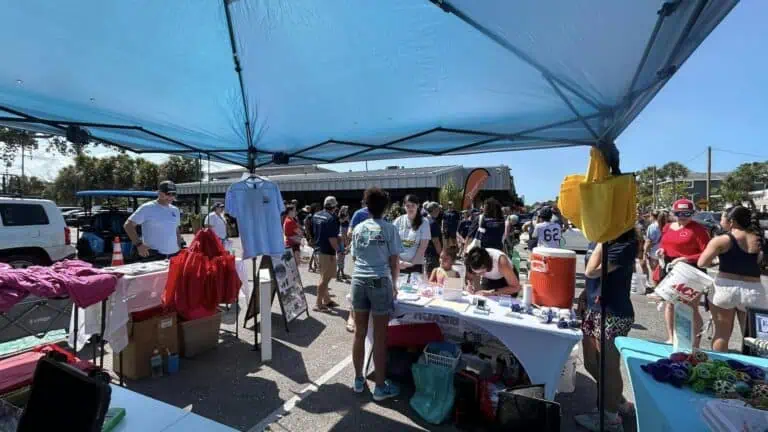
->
xmin=720 ymin=162 xmax=768 ymax=208
xmin=660 ymin=162 xmax=690 ymax=201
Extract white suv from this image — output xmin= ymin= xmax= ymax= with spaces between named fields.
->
xmin=0 ymin=197 xmax=76 ymax=268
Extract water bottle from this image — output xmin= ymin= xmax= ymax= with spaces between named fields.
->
xmin=150 ymin=349 xmax=163 ymax=377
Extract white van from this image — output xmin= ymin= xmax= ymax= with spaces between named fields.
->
xmin=0 ymin=197 xmax=76 ymax=268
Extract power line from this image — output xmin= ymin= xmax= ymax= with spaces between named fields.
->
xmin=712 ymin=147 xmax=768 ymax=160
xmin=683 ymin=149 xmax=708 ymax=165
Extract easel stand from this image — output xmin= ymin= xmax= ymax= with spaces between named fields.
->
xmin=243 ymin=256 xmax=278 ymax=362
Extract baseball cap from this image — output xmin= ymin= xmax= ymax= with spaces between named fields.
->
xmin=539 ymin=207 xmax=553 ymax=220
xmin=213 ymin=202 xmax=224 ymax=209
xmin=447 ymin=201 xmax=454 ymax=206
xmin=158 ymin=180 xmax=177 ymax=194
xmin=672 ymin=199 xmax=695 ymax=216
xmin=324 ymin=196 xmax=338 ymax=208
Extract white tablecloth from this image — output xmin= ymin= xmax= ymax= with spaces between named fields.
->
xmin=110 ymin=385 xmax=237 ymax=431
xmin=70 ymin=260 xmax=248 ymax=353
xmin=366 ymin=296 xmax=582 ymax=400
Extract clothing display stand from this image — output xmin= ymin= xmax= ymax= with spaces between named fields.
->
xmin=70 ymin=299 xmax=110 ymax=378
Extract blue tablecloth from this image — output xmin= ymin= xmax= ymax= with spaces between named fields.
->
xmin=615 ymin=337 xmax=768 ymax=431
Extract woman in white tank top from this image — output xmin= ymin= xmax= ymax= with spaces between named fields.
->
xmin=465 ymin=247 xmax=521 ymax=297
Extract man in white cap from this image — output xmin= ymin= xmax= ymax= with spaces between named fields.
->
xmin=124 ymin=180 xmax=183 ymax=262
xmin=311 ymin=196 xmax=341 ymax=311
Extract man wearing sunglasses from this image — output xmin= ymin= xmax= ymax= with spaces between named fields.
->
xmin=124 ymin=180 xmax=183 ymax=262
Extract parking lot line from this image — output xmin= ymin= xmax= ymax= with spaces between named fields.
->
xmin=247 ymin=355 xmax=353 ymax=432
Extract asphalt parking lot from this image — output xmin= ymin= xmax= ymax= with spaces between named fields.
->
xmin=91 ymin=237 xmax=745 ymax=431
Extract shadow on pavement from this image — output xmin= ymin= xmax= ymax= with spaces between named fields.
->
xmin=124 ymin=338 xmax=282 ymax=430
xmin=294 ymin=382 xmax=456 ymax=432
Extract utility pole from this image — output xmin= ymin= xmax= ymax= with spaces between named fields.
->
xmin=706 ymin=145 xmax=712 ymax=210
xmin=20 ymin=143 xmax=25 ymax=194
xmin=652 ymin=165 xmax=657 ymax=209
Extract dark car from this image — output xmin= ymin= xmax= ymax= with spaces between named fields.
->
xmin=693 ymin=211 xmax=723 ymax=238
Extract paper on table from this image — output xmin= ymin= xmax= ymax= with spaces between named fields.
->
xmin=674 ymin=303 xmax=694 ymax=353
xmin=444 ymin=277 xmax=463 ymax=291
xmin=428 ymin=298 xmax=470 ymax=313
xmin=397 ymin=295 xmax=433 ymax=307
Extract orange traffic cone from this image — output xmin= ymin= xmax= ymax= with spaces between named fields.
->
xmin=111 ymin=237 xmax=125 ymax=266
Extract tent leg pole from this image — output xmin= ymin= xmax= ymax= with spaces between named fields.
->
xmin=599 ymin=241 xmax=609 ymax=432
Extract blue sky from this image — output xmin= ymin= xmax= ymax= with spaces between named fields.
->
xmin=17 ymin=1 xmax=766 ymax=203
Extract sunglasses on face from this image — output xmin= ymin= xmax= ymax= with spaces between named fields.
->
xmin=674 ymin=211 xmax=693 ymax=218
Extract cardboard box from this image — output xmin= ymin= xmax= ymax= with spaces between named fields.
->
xmin=179 ymin=311 xmax=222 ymax=358
xmin=113 ymin=312 xmax=178 ymax=380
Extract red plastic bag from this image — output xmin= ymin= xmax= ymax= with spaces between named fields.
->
xmin=387 ymin=323 xmax=443 ymax=349
xmin=163 ymin=229 xmax=241 ymax=320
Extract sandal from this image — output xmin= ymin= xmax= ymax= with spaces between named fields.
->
xmin=325 ymin=300 xmax=340 ymax=308
xmin=313 ymin=305 xmax=331 ymax=313
xmin=346 ymin=321 xmax=355 ymax=332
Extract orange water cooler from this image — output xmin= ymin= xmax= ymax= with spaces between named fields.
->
xmin=529 ymin=247 xmax=577 ymax=308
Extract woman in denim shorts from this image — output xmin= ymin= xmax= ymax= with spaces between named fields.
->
xmin=350 ymin=187 xmax=402 ymax=401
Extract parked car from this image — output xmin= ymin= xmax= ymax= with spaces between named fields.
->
xmin=561 ymin=227 xmax=590 ymax=253
xmin=693 ymin=211 xmax=723 ymax=238
xmin=0 ymin=197 xmax=76 ymax=268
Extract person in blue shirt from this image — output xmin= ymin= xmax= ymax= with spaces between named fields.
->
xmin=350 ymin=187 xmax=401 ymax=401
xmin=311 ymin=196 xmax=341 ymax=311
xmin=441 ymin=201 xmax=460 ymax=250
xmin=349 ymin=201 xmax=371 ymax=234
xmin=456 ymin=211 xmax=472 ymax=256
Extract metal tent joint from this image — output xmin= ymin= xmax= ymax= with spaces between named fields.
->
xmin=658 ymin=1 xmax=682 ymax=17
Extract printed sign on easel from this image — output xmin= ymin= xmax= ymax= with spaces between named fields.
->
xmin=271 ymin=249 xmax=310 ymax=331
xmin=244 ymin=251 xmax=309 ymax=333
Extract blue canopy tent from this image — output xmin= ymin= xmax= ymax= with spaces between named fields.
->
xmin=0 ymin=1 xmax=740 ymax=428
xmin=0 ymin=0 xmax=737 ymax=173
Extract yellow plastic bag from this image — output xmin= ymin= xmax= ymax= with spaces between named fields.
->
xmin=558 ymin=174 xmax=585 ymax=229
xmin=558 ymin=147 xmax=636 ymax=243
xmin=586 ymin=147 xmax=610 ymax=182
xmin=579 ymin=174 xmax=636 ymax=242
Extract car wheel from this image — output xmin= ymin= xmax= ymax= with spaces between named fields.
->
xmin=1 ymin=254 xmax=45 ymax=269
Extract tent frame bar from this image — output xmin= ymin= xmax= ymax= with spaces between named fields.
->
xmin=544 ymin=76 xmax=600 ymax=140
xmin=625 ymin=1 xmax=677 ymax=101
xmin=429 ymin=0 xmax=603 ymax=112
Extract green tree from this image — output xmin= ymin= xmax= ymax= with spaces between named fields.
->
xmin=1 ymin=127 xmax=95 ymax=168
xmin=160 ymin=156 xmax=201 ymax=183
xmin=658 ymin=182 xmax=689 ymax=208
xmin=438 ymin=180 xmax=464 ymax=208
xmin=719 ymin=162 xmax=768 ymax=208
xmin=659 ymin=162 xmax=690 ymax=201
xmin=135 ymin=158 xmax=160 ymax=190
xmin=635 ymin=166 xmax=657 ymax=210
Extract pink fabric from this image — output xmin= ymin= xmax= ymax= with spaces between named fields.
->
xmin=0 ymin=260 xmax=119 ymax=312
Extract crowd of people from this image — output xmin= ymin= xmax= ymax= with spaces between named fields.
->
xmin=122 ymin=179 xmax=766 ymax=429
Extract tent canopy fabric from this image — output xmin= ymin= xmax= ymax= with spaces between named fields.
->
xmin=0 ymin=1 xmax=738 ymax=169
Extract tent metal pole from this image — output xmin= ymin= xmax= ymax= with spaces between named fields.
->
xmin=429 ymin=0 xmax=602 ymax=112
xmin=624 ymin=2 xmax=675 ymax=100
xmin=543 ymin=76 xmax=600 ymax=140
xmin=599 ymin=241 xmax=609 ymax=432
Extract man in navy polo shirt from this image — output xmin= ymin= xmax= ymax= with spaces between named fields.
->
xmin=312 ymin=196 xmax=341 ymax=311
